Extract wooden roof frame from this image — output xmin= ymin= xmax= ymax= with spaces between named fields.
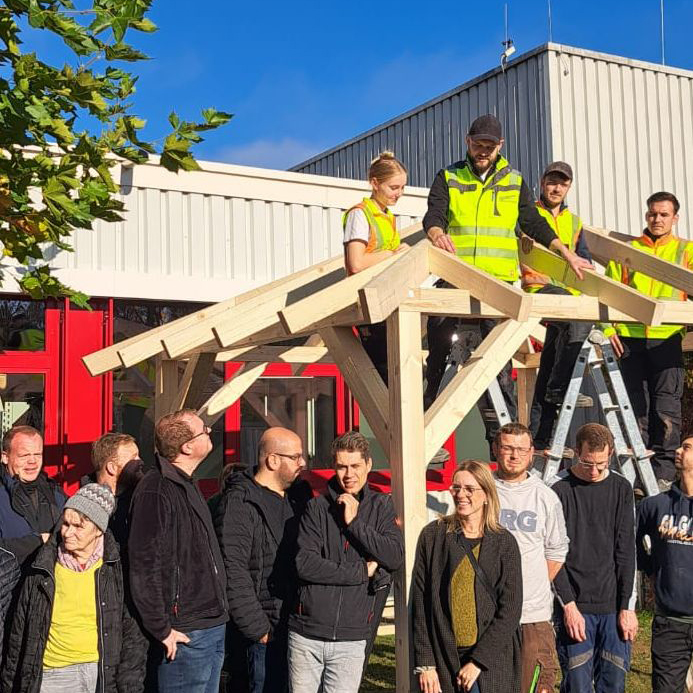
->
xmin=83 ymin=222 xmax=693 ymax=692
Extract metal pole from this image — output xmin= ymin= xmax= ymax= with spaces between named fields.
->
xmin=504 ymin=3 xmax=508 ymax=46
xmin=548 ymin=0 xmax=553 ymax=42
xmin=660 ymin=0 xmax=665 ymax=65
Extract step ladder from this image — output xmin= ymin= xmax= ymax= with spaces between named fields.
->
xmin=538 ymin=329 xmax=659 ymax=496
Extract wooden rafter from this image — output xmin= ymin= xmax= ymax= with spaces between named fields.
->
xmin=171 ymin=352 xmax=216 ymax=412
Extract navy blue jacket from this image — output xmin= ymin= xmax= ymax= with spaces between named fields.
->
xmin=0 ymin=545 xmax=19 ymax=652
xmin=637 ymin=483 xmax=693 ymax=617
xmin=0 ymin=468 xmax=66 ymax=567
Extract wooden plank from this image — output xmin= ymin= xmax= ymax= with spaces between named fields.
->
xmin=656 ymin=302 xmax=693 ymax=325
xmin=520 ymin=243 xmax=665 ymax=326
xmin=171 ymin=352 xmax=216 ymax=412
xmin=214 ymin=345 xmax=331 ymax=364
xmin=514 ymin=352 xmax=542 ymax=368
xmin=291 ymin=334 xmax=326 ymax=377
xmin=358 ymin=241 xmax=429 ymax=324
xmin=424 ymin=318 xmax=542 ymax=462
xmin=319 ymin=326 xmax=389 ymax=452
xmin=583 ymin=225 xmax=693 ymax=295
xmin=516 ymin=367 xmax=538 ymax=427
xmin=427 ymin=245 xmax=532 ymax=321
xmin=153 ymin=358 xmax=180 ymax=422
xmin=197 ymin=362 xmax=268 ymax=426
xmin=385 ymin=309 xmax=428 ymax=693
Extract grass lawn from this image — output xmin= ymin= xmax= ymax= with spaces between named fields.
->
xmin=362 ymin=610 xmax=654 ymax=692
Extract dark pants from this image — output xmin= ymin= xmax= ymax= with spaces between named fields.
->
xmin=357 ymin=322 xmax=388 ymax=385
xmin=554 ymin=612 xmax=631 ymax=693
xmin=425 ymin=315 xmax=516 ymax=445
xmin=619 ymin=334 xmax=683 ymax=482
xmin=651 ymin=615 xmax=693 ymax=693
xmin=247 ymin=630 xmax=289 ymax=693
xmin=530 ymin=285 xmax=593 ymax=448
xmin=157 ymin=624 xmax=226 ymax=693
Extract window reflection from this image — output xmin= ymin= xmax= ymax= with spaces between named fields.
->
xmin=0 ymin=299 xmax=46 ymax=351
xmin=0 ymin=372 xmax=44 ymax=436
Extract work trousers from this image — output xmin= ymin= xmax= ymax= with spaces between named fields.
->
xmin=425 ymin=315 xmax=516 ymax=445
xmin=357 ymin=322 xmax=388 ymax=385
xmin=530 ymin=285 xmax=593 ymax=448
xmin=619 ymin=334 xmax=683 ymax=482
xmin=651 ymin=614 xmax=693 ymax=693
xmin=521 ymin=621 xmax=559 ymax=693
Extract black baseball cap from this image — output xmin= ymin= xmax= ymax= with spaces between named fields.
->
xmin=467 ymin=114 xmax=502 ymax=144
xmin=542 ymin=161 xmax=573 ymax=180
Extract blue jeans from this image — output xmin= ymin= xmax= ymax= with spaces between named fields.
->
xmin=288 ymin=630 xmax=366 ymax=693
xmin=247 ymin=631 xmax=288 ymax=693
xmin=555 ymin=612 xmax=631 ymax=693
xmin=157 ymin=624 xmax=225 ymax=693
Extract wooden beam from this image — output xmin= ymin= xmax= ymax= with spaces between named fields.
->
xmin=427 ymin=246 xmax=532 ymax=321
xmin=197 ymin=362 xmax=268 ymax=426
xmin=386 ymin=309 xmax=427 ymax=693
xmin=153 ymin=358 xmax=181 ymax=421
xmin=514 ymin=352 xmax=542 ymax=368
xmin=290 ymin=334 xmax=326 ymax=377
xmin=319 ymin=326 xmax=389 ymax=452
xmin=358 ymin=241 xmax=429 ymax=324
xmin=583 ymin=225 xmax=693 ymax=295
xmin=424 ymin=318 xmax=542 ymax=462
xmin=516 ymin=367 xmax=538 ymax=427
xmin=520 ymin=243 xmax=665 ymax=326
xmin=170 ymin=352 xmax=216 ymax=412
xmin=214 ymin=345 xmax=332 ymax=364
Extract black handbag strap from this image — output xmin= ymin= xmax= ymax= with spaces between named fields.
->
xmin=456 ymin=533 xmax=497 ymax=609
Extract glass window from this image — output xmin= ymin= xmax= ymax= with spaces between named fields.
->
xmin=0 ymin=299 xmax=46 ymax=351
xmin=0 ymin=372 xmax=45 ymax=436
xmin=240 ymin=376 xmax=336 ymax=469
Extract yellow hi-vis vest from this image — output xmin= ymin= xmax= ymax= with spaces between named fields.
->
xmin=17 ymin=328 xmax=45 ymax=351
xmin=444 ymin=156 xmax=523 ymax=282
xmin=521 ymin=203 xmax=583 ymax=295
xmin=602 ymin=232 xmax=693 ymax=339
xmin=342 ymin=197 xmax=400 ymax=255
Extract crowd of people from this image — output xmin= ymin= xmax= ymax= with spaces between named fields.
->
xmin=0 ymin=111 xmax=691 ymax=693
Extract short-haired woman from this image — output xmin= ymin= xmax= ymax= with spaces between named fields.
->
xmin=412 ymin=461 xmax=523 ymax=693
xmin=342 ymin=151 xmax=408 ymax=384
xmin=2 ymin=483 xmax=145 ymax=693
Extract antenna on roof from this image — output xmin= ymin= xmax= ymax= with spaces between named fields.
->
xmin=660 ymin=0 xmax=666 ymax=64
xmin=500 ymin=3 xmax=516 ymax=72
xmin=547 ymin=0 xmax=553 ymax=42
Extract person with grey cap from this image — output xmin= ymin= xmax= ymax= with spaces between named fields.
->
xmin=423 ymin=114 xmax=593 ymax=450
xmin=2 ymin=483 xmax=146 ymax=693
xmin=520 ymin=161 xmax=593 ymax=450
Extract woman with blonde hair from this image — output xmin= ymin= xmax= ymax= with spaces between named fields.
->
xmin=342 ymin=151 xmax=408 ymax=384
xmin=412 ymin=460 xmax=523 ymax=693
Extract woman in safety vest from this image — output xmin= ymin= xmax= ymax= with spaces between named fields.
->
xmin=342 ymin=151 xmax=408 ymax=385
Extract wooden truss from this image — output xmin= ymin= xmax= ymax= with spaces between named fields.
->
xmin=84 ymin=222 xmax=693 ymax=693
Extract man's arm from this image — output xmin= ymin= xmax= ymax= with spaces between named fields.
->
xmin=544 ymin=496 xmax=569 ymax=581
xmin=295 ymin=500 xmax=368 ymax=586
xmin=422 ymin=169 xmax=449 ymax=235
xmin=615 ymin=483 xmax=637 ymax=612
xmin=574 ymin=224 xmax=592 ymax=262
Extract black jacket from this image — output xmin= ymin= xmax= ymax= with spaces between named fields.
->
xmin=128 ymin=455 xmax=227 ymax=641
xmin=1 ymin=531 xmax=146 ymax=693
xmin=637 ymin=483 xmax=693 ymax=617
xmin=214 ymin=469 xmax=312 ymax=642
xmin=422 ymin=156 xmax=558 ymax=249
xmin=289 ymin=476 xmax=403 ymax=641
xmin=80 ymin=473 xmax=134 ymax=552
xmin=0 ymin=546 xmax=19 ymax=653
xmin=0 ymin=468 xmax=66 ymax=567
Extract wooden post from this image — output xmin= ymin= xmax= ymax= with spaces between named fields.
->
xmin=516 ymin=367 xmax=538 ymax=427
xmin=153 ymin=358 xmax=180 ymax=422
xmin=386 ymin=309 xmax=428 ymax=693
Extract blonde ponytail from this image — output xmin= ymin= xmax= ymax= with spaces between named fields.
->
xmin=368 ymin=151 xmax=407 ymax=184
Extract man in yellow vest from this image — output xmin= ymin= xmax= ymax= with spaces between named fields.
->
xmin=602 ymin=192 xmax=693 ymax=488
xmin=423 ymin=115 xmax=591 ymax=446
xmin=520 ymin=162 xmax=593 ymax=450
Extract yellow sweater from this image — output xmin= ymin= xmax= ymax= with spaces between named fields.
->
xmin=43 ymin=559 xmax=102 ymax=668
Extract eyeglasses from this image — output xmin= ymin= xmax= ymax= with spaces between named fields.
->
xmin=497 ymin=444 xmax=532 ymax=457
xmin=184 ymin=425 xmax=211 ymax=445
xmin=449 ymin=484 xmax=484 ymax=496
xmin=270 ymin=452 xmax=304 ymax=463
xmin=577 ymin=459 xmax=609 ymax=471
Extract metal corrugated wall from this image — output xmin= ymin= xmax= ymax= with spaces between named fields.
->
xmin=546 ymin=46 xmax=693 ymax=239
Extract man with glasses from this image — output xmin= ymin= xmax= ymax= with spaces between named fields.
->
xmin=493 ymin=423 xmax=569 ymax=693
xmin=128 ymin=409 xmax=228 ymax=693
xmin=551 ymin=423 xmax=637 ymax=693
xmin=288 ymin=431 xmax=403 ymax=693
xmin=214 ymin=426 xmax=311 ymax=693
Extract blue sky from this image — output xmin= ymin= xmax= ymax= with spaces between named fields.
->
xmin=25 ymin=1 xmax=693 ymax=170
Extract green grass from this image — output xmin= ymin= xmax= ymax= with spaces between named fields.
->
xmin=362 ymin=611 xmax=654 ymax=692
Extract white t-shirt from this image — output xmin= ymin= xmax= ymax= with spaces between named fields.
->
xmin=343 ymin=208 xmax=370 ymax=245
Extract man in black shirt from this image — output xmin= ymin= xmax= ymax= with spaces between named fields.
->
xmin=552 ymin=423 xmax=637 ymax=693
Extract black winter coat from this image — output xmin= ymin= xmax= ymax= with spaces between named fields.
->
xmin=1 ymin=531 xmax=146 ymax=693
xmin=412 ymin=521 xmax=523 ymax=693
xmin=289 ymin=476 xmax=404 ymax=642
xmin=0 ymin=546 xmax=19 ymax=653
xmin=214 ymin=469 xmax=312 ymax=642
xmin=128 ymin=455 xmax=227 ymax=641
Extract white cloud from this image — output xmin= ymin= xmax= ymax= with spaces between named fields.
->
xmin=213 ymin=137 xmax=323 ymax=170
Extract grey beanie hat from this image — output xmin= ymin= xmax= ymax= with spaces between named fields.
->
xmin=64 ymin=483 xmax=116 ymax=532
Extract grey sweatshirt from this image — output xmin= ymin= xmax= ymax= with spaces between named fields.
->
xmin=494 ymin=473 xmax=569 ymax=623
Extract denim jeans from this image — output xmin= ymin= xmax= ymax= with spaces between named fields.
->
xmin=41 ymin=662 xmax=98 ymax=693
xmin=157 ymin=624 xmax=225 ymax=693
xmin=247 ymin=630 xmax=288 ymax=693
xmin=554 ymin=612 xmax=631 ymax=693
xmin=288 ymin=630 xmax=366 ymax=693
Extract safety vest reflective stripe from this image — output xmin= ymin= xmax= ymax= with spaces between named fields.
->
xmin=343 ymin=197 xmax=400 ymax=253
xmin=444 ymin=156 xmax=522 ymax=282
